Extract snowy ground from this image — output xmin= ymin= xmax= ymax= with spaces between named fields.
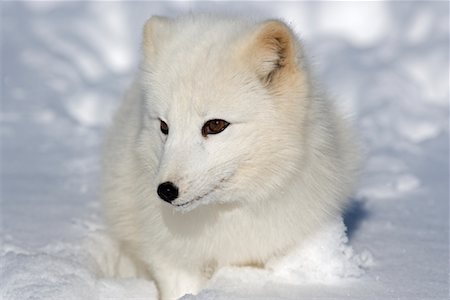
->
xmin=1 ymin=2 xmax=449 ymax=300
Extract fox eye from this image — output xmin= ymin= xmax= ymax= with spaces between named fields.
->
xmin=160 ymin=120 xmax=169 ymax=135
xmin=202 ymin=119 xmax=230 ymax=137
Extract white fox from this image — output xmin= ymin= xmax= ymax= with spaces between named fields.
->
xmin=102 ymin=15 xmax=360 ymax=299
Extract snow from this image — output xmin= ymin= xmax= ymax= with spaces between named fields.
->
xmin=1 ymin=2 xmax=448 ymax=300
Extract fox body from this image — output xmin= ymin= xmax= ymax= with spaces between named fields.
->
xmin=102 ymin=15 xmax=359 ymax=299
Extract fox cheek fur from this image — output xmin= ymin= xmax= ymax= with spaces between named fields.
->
xmin=102 ymin=15 xmax=360 ymax=300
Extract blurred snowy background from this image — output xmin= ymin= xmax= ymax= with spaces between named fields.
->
xmin=1 ymin=1 xmax=448 ymax=299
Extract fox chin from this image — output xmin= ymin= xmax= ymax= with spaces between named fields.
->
xmin=102 ymin=14 xmax=360 ymax=300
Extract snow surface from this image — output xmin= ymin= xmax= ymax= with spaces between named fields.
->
xmin=1 ymin=2 xmax=449 ymax=300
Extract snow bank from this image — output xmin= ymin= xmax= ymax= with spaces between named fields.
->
xmin=1 ymin=231 xmax=157 ymax=300
xmin=195 ymin=218 xmax=372 ymax=298
xmin=267 ymin=218 xmax=373 ymax=284
xmin=1 ymin=218 xmax=369 ymax=300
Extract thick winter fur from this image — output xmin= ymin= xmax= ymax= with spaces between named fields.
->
xmin=102 ymin=15 xmax=360 ymax=299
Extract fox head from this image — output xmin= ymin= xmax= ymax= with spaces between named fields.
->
xmin=137 ymin=16 xmax=312 ymax=212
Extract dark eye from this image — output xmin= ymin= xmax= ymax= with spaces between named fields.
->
xmin=202 ymin=119 xmax=230 ymax=137
xmin=160 ymin=120 xmax=169 ymax=135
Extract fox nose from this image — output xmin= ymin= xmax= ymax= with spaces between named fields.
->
xmin=157 ymin=181 xmax=179 ymax=203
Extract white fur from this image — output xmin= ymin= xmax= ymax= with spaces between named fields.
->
xmin=102 ymin=15 xmax=360 ymax=300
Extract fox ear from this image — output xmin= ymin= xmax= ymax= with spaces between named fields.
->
xmin=142 ymin=16 xmax=171 ymax=61
xmin=243 ymin=20 xmax=298 ymax=86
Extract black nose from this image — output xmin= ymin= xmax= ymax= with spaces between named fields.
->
xmin=157 ymin=181 xmax=179 ymax=203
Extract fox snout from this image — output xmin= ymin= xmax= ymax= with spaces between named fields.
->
xmin=157 ymin=181 xmax=179 ymax=203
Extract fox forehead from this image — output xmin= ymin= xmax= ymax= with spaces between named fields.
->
xmin=146 ymin=56 xmax=267 ymax=123
xmin=147 ymin=77 xmax=266 ymax=126
xmin=142 ymin=16 xmax=288 ymax=123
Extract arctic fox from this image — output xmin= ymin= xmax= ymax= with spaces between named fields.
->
xmin=102 ymin=15 xmax=359 ymax=299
